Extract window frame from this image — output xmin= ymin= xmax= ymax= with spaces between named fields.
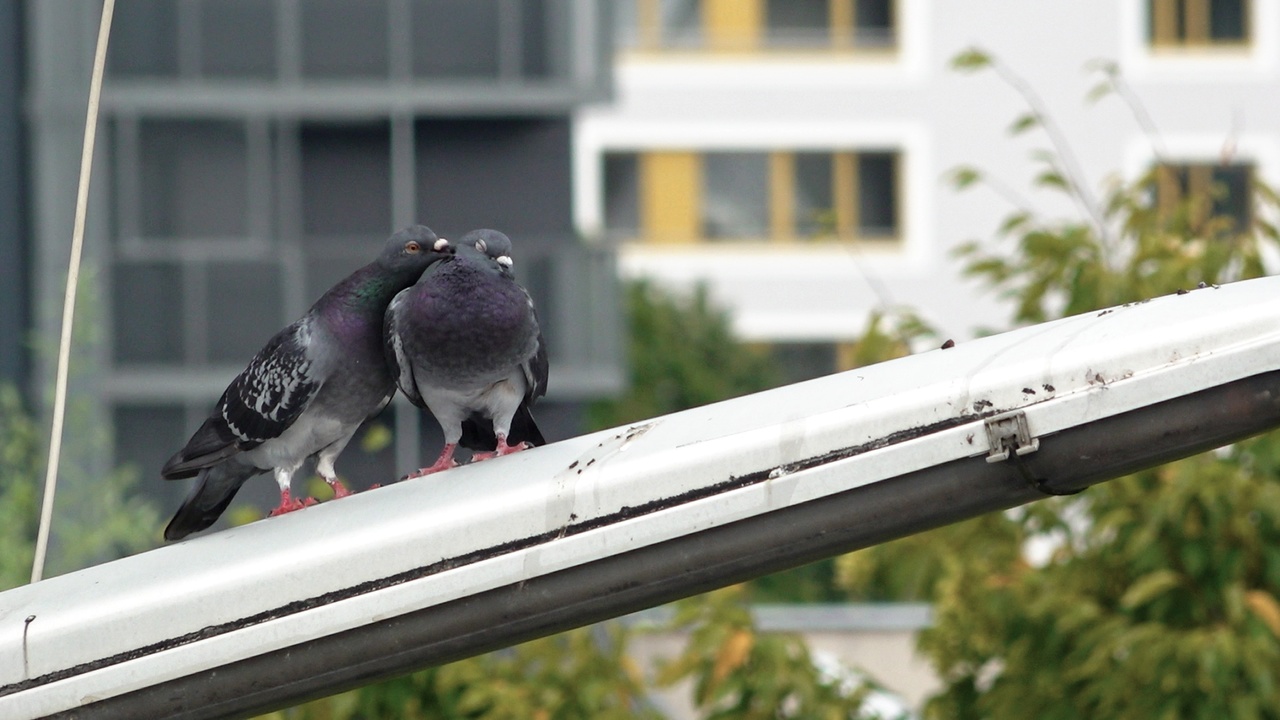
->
xmin=602 ymin=148 xmax=904 ymax=245
xmin=620 ymin=0 xmax=898 ymax=55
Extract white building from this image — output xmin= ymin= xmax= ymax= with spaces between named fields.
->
xmin=575 ymin=0 xmax=1279 ymax=376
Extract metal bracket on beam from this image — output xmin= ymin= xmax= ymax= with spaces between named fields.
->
xmin=984 ymin=410 xmax=1040 ymax=463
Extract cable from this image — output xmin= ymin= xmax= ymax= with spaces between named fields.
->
xmin=31 ymin=0 xmax=116 ymax=584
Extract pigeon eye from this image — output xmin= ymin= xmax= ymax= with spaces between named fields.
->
xmin=475 ymin=239 xmax=488 ymax=254
xmin=405 ymin=241 xmax=422 ymax=254
xmin=497 ymin=255 xmax=513 ymax=268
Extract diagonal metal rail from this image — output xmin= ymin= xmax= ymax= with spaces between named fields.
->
xmin=4 ymin=277 xmax=1280 ymax=719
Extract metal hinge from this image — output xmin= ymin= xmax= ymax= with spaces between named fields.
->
xmin=984 ymin=410 xmax=1039 ymax=463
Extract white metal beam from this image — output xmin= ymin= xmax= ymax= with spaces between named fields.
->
xmin=4 ymin=277 xmax=1280 ymax=719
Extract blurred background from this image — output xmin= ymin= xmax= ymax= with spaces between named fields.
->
xmin=3 ymin=1 xmax=1280 ymax=718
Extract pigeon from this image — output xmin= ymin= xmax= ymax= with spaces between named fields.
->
xmin=384 ymin=229 xmax=548 ymax=476
xmin=160 ymin=225 xmax=453 ymax=541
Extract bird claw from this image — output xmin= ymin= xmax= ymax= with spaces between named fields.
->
xmin=326 ymin=478 xmax=354 ymax=499
xmin=268 ymin=494 xmax=317 ymax=516
xmin=403 ymin=458 xmax=459 ymax=480
xmin=471 ymin=440 xmax=533 ymax=462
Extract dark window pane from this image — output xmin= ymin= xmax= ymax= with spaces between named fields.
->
xmin=1155 ymin=162 xmax=1252 ymax=236
xmin=702 ymin=152 xmax=769 ymax=240
xmin=795 ymin=152 xmax=834 ymax=237
xmin=199 ymin=0 xmax=276 ymax=77
xmin=206 ymin=262 xmax=283 ymax=363
xmin=109 ymin=0 xmax=179 ymax=77
xmin=114 ymin=404 xmax=188 ymax=506
xmin=302 ymin=0 xmax=390 ymax=77
xmin=767 ymin=0 xmax=829 ymax=47
xmin=1211 ymin=164 xmax=1252 ymax=232
xmin=113 ymin=262 xmax=184 ymax=363
xmin=411 ymin=0 xmax=500 ymax=78
xmin=856 ymin=0 xmax=895 ymax=47
xmin=521 ymin=0 xmax=550 ymax=78
xmin=770 ymin=343 xmax=839 ymax=384
xmin=415 ymin=118 xmax=573 ymax=235
xmin=300 ymin=123 xmax=391 ymax=237
xmin=1210 ymin=0 xmax=1246 ymax=40
xmin=604 ymin=153 xmax=639 ymax=240
xmin=858 ymin=152 xmax=898 ymax=237
xmin=138 ymin=120 xmax=248 ymax=238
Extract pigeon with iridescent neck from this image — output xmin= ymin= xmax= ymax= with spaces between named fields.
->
xmin=160 ymin=225 xmax=453 ymax=540
xmin=385 ymin=229 xmax=548 ymax=476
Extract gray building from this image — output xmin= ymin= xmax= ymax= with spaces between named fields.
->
xmin=18 ymin=1 xmax=622 ymax=519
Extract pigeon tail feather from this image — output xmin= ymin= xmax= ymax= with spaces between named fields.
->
xmin=164 ymin=461 xmax=262 ymax=541
xmin=161 ymin=416 xmax=242 ymax=479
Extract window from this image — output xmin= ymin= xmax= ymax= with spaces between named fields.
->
xmin=137 ymin=119 xmax=250 ymax=239
xmin=1155 ymin=161 xmax=1254 ymax=235
xmin=604 ymin=149 xmax=902 ymax=244
xmin=108 ymin=0 xmax=562 ymax=82
xmin=618 ymin=0 xmax=896 ymax=52
xmin=1149 ymin=0 xmax=1248 ymax=47
xmin=301 ymin=0 xmax=391 ymax=78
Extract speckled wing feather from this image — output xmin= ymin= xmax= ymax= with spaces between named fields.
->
xmin=219 ymin=320 xmax=322 ymax=446
xmin=162 ymin=320 xmax=321 ymax=478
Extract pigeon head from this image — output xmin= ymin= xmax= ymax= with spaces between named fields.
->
xmin=378 ymin=225 xmax=453 ymax=276
xmin=458 ymin=229 xmax=515 ymax=270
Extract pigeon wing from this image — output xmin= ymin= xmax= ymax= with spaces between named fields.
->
xmin=219 ymin=320 xmax=323 ymax=447
xmin=383 ymin=288 xmax=425 ymax=407
xmin=162 ymin=320 xmax=321 ymax=478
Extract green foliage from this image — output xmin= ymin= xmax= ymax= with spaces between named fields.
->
xmin=656 ymin=586 xmax=885 ymax=720
xmin=588 ymin=280 xmax=778 ymax=429
xmin=837 ymin=48 xmax=1280 ymax=719
xmin=272 ymin=625 xmax=660 ymax=720
xmin=0 ymin=385 xmax=41 ymax=587
xmin=921 ymin=455 xmax=1280 ymax=720
xmin=0 ymin=275 xmax=162 ymax=588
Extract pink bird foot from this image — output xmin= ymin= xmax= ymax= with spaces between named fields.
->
xmin=325 ymin=477 xmax=354 ymax=499
xmin=403 ymin=444 xmax=460 ymax=479
xmin=268 ymin=489 xmax=317 ymax=516
xmin=471 ymin=434 xmax=533 ymax=462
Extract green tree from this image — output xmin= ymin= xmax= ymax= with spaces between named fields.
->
xmin=0 ymin=278 xmax=162 ymax=589
xmin=839 ymin=49 xmax=1280 ymax=719
xmin=589 ymin=280 xmax=779 ymax=429
xmin=656 ymin=586 xmax=892 ymax=720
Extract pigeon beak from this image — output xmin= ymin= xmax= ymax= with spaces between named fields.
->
xmin=433 ymin=238 xmax=453 ymax=254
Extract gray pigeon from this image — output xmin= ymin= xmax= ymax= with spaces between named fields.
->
xmin=161 ymin=225 xmax=453 ymax=540
xmin=384 ymin=229 xmax=548 ymax=476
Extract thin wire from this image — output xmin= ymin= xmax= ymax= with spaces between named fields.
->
xmin=31 ymin=0 xmax=116 ymax=584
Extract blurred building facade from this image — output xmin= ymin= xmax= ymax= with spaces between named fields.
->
xmin=18 ymin=0 xmax=622 ymax=516
xmin=576 ymin=0 xmax=1279 ymax=379
xmin=7 ymin=1 xmax=1279 ymax=515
